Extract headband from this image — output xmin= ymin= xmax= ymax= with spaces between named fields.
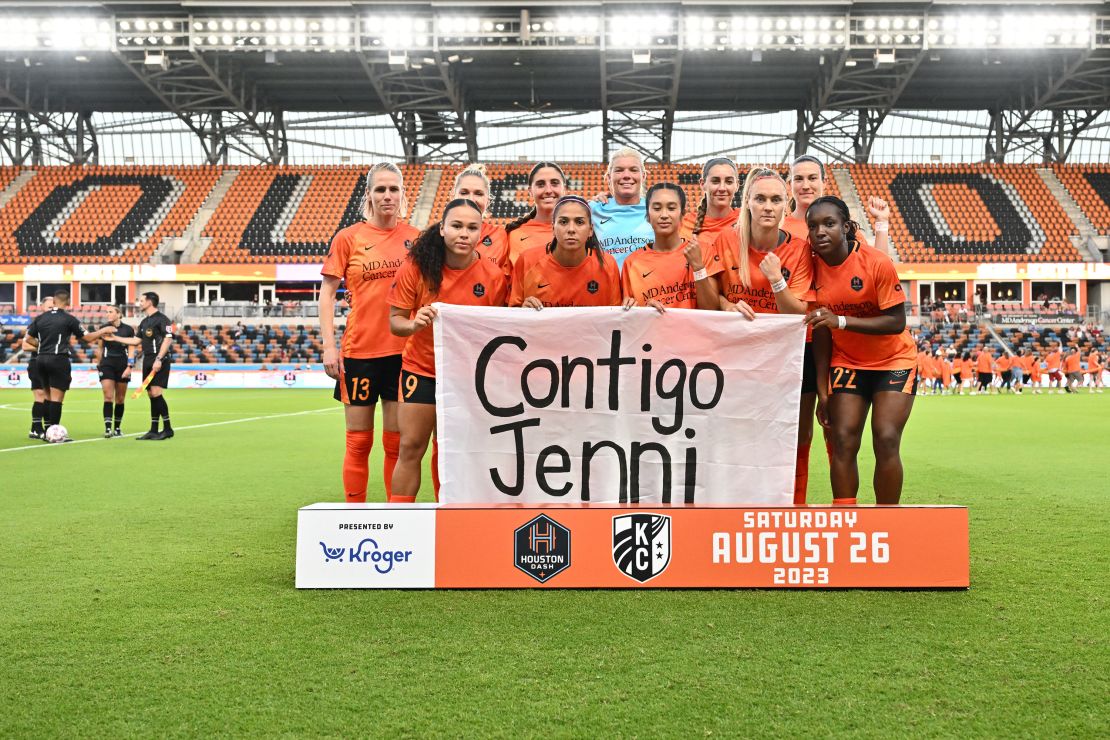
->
xmin=552 ymin=195 xmax=591 ymax=217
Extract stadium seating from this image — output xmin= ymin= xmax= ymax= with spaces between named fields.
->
xmin=849 ymin=164 xmax=1082 ymax=263
xmin=0 ymin=166 xmax=221 ymax=263
xmin=1052 ymin=164 xmax=1110 ymax=235
xmin=200 ymin=165 xmax=425 ymax=263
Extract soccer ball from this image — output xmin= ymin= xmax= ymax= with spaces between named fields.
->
xmin=44 ymin=425 xmax=68 ymax=443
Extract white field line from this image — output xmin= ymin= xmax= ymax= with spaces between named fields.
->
xmin=0 ymin=407 xmax=337 ymax=453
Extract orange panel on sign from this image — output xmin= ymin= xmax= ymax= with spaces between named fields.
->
xmin=435 ymin=505 xmax=968 ymax=589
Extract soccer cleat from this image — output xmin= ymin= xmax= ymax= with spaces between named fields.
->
xmin=155 ymin=428 xmax=175 ymax=440
xmin=112 ymin=429 xmax=123 ymax=437
xmin=104 ymin=430 xmax=114 ymax=438
xmin=136 ymin=431 xmax=160 ymax=440
xmin=28 ymin=431 xmax=44 ymax=441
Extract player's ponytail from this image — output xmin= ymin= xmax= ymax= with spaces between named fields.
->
xmin=692 ymin=194 xmax=708 ymax=236
xmin=736 ymin=167 xmax=787 ymax=290
xmin=409 ymin=198 xmax=483 ymax=295
xmin=506 ymin=161 xmax=567 ymax=234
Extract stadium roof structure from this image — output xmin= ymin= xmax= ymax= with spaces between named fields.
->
xmin=1 ymin=1 xmax=1108 ymax=164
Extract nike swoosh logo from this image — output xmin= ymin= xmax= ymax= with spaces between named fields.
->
xmin=600 ymin=217 xmax=613 ymax=224
xmin=519 ymin=236 xmax=531 ymax=241
xmin=730 ymin=266 xmax=739 ymax=271
xmin=365 ymin=243 xmax=377 ymax=251
xmin=641 ymin=271 xmax=654 ymax=278
xmin=537 ymin=283 xmax=550 ymax=289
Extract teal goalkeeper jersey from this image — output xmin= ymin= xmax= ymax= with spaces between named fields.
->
xmin=590 ymin=199 xmax=654 ymax=270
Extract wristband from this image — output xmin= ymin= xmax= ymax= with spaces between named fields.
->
xmin=837 ymin=315 xmax=847 ymax=330
xmin=874 ymin=221 xmax=889 ymax=233
xmin=770 ymin=278 xmax=788 ymax=293
xmin=156 ymin=356 xmax=165 ymax=362
xmin=127 ymin=360 xmax=134 ymax=367
xmin=692 ymin=268 xmax=708 ymax=281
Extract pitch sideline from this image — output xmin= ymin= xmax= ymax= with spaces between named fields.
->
xmin=0 ymin=407 xmax=338 ymax=453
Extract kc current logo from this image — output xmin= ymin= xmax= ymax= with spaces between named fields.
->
xmin=612 ymin=513 xmax=671 ymax=582
xmin=513 ymin=514 xmax=571 ymax=583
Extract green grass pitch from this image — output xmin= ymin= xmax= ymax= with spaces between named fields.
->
xmin=1 ymin=388 xmax=1106 ymax=736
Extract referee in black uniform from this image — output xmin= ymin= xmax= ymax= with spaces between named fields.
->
xmin=25 ymin=294 xmax=55 ymax=439
xmin=22 ymin=290 xmax=116 ymax=440
xmin=111 ymin=292 xmax=175 ymax=440
xmin=96 ymin=304 xmax=136 ymax=438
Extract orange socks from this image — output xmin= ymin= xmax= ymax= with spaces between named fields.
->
xmin=382 ymin=430 xmax=400 ymax=502
xmin=391 ymin=494 xmax=416 ymax=503
xmin=793 ymin=443 xmax=811 ymax=505
xmin=431 ymin=439 xmax=441 ymax=502
xmin=342 ymin=430 xmax=373 ymax=503
xmin=832 ymin=497 xmax=857 ymax=505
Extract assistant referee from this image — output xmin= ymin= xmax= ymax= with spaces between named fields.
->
xmin=110 ymin=292 xmax=176 ymax=440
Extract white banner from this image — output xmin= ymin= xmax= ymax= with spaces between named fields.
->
xmin=434 ymin=305 xmax=806 ymax=505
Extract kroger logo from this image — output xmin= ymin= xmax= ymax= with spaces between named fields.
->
xmin=318 ymin=538 xmax=413 ymax=574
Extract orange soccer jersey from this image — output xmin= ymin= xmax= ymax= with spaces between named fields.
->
xmin=621 ymin=242 xmax=721 ymax=309
xmin=474 ymin=222 xmax=510 ymax=273
xmin=996 ymin=355 xmax=1012 ymax=373
xmin=680 ymin=208 xmax=740 ymax=244
xmin=976 ymin=352 xmax=993 ymax=374
xmin=1088 ymin=352 xmax=1102 ymax=373
xmin=812 ymin=242 xmax=916 ymax=370
xmin=388 ymin=256 xmax=509 ymax=378
xmin=1019 ymin=355 xmax=1034 ymax=374
xmin=507 ymin=219 xmax=554 ymax=267
xmin=322 ymin=220 xmax=419 ymax=358
xmin=960 ymin=358 xmax=974 ymax=378
xmin=510 ymin=247 xmax=621 ymax=307
xmin=1045 ymin=351 xmax=1062 ymax=373
xmin=711 ymin=229 xmax=815 ymax=312
xmin=1063 ymin=353 xmax=1081 ymax=373
xmin=1030 ymin=359 xmax=1043 ymax=381
xmin=940 ymin=358 xmax=953 ymax=385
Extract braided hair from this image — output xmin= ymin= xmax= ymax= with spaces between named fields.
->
xmin=548 ymin=195 xmax=604 ymax=266
xmin=693 ymin=157 xmax=739 ymax=236
xmin=408 ymin=198 xmax=483 ymax=295
xmin=505 ymin=161 xmax=567 ymax=234
xmin=805 ymin=195 xmax=860 ymax=250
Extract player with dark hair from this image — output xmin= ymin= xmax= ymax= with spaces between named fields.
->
xmin=805 ymin=196 xmax=916 ymax=505
xmin=96 ymin=305 xmax=136 ymax=437
xmin=1064 ymin=346 xmax=1083 ymax=393
xmin=25 ymin=294 xmax=54 ymax=439
xmin=681 ymin=158 xmax=740 ymax=245
xmin=320 ymin=162 xmax=418 ymax=503
xmin=511 ymin=195 xmax=621 ymax=309
xmin=388 ymin=198 xmax=510 ymax=502
xmin=786 ymin=154 xmax=891 ymax=252
xmin=109 ymin=292 xmax=175 ymax=439
xmin=21 ymin=290 xmax=116 ymax=440
xmin=1087 ymin=349 xmax=1104 ymax=393
xmin=621 ymin=182 xmax=722 ymax=311
xmin=504 ymin=162 xmax=568 ymax=267
xmin=975 ymin=346 xmax=995 ymax=395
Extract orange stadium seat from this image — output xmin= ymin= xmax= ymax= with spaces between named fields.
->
xmin=1053 ymin=164 xmax=1110 ymax=234
xmin=848 ymin=163 xmax=1081 ymax=263
xmin=200 ymin=164 xmax=425 ymax=263
xmin=0 ymin=165 xmax=221 ymax=263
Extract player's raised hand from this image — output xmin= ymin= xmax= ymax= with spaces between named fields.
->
xmin=591 ymin=191 xmax=611 ymax=204
xmin=758 ymin=251 xmax=783 ymax=283
xmin=866 ymin=196 xmax=890 ymax=223
xmin=683 ymin=235 xmax=704 ymax=272
xmin=412 ymin=305 xmax=438 ymax=332
xmin=522 ymin=297 xmax=544 ymax=311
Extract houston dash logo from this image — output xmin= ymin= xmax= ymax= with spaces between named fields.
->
xmin=513 ymin=514 xmax=571 ymax=583
xmin=612 ymin=513 xmax=672 ymax=583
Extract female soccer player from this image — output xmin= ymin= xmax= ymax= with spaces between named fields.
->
xmin=452 ymin=164 xmax=510 ymax=272
xmin=975 ymin=347 xmax=995 ymax=395
xmin=593 ymin=148 xmax=655 ymax=269
xmin=700 ymin=168 xmax=815 ymax=501
xmin=1011 ymin=348 xmax=1026 ymax=394
xmin=388 ymin=198 xmax=510 ymax=502
xmin=786 ymin=154 xmax=891 ymax=252
xmin=997 ymin=352 xmax=1013 ymax=393
xmin=620 ymin=183 xmax=721 ymax=311
xmin=504 ymin=162 xmax=567 ymax=267
xmin=1029 ymin=351 xmax=1044 ymax=394
xmin=1087 ymin=349 xmax=1104 ymax=393
xmin=96 ymin=305 xmax=135 ymax=437
xmin=681 ymin=157 xmax=740 ymax=244
xmin=320 ymin=162 xmax=419 ymax=503
xmin=511 ymin=195 xmax=621 ymax=309
xmin=951 ymin=351 xmax=964 ymax=394
xmin=805 ymin=196 xmax=917 ymax=505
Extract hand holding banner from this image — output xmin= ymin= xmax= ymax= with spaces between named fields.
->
xmin=434 ymin=305 xmax=807 ymax=505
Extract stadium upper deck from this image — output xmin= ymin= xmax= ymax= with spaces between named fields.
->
xmin=0 ymin=163 xmax=1105 ymax=264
